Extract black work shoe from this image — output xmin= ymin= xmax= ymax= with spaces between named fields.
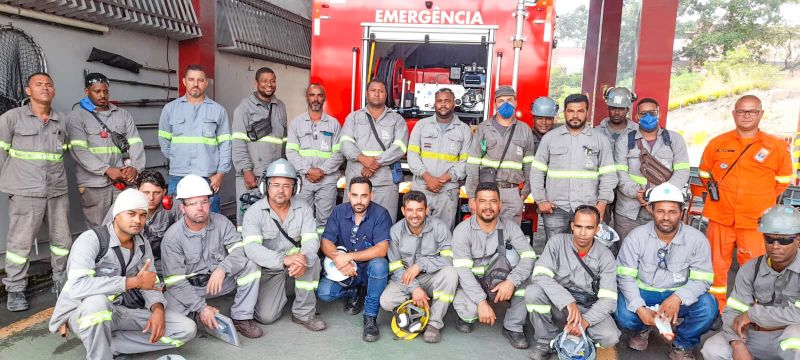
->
xmin=362 ymin=316 xmax=380 ymax=342
xmin=7 ymin=292 xmax=29 ymax=312
xmin=344 ymin=287 xmax=365 ymax=315
xmin=455 ymin=317 xmax=474 ymax=333
xmin=503 ymin=327 xmax=530 ymax=349
xmin=528 ymin=342 xmax=555 ymax=360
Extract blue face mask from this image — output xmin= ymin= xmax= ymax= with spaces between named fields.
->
xmin=497 ymin=101 xmax=515 ymax=119
xmin=79 ymin=96 xmax=96 ymax=113
xmin=639 ymin=113 xmax=659 ymax=131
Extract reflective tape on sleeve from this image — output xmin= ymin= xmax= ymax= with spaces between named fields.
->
xmin=597 ymin=288 xmax=618 ymax=300
xmin=616 ymin=266 xmax=638 ymax=278
xmin=532 ymin=266 xmax=555 ymax=278
xmin=726 ymin=297 xmax=751 ymax=313
xmin=389 ymin=260 xmax=404 ymax=272
xmin=236 ymin=271 xmax=262 ymax=286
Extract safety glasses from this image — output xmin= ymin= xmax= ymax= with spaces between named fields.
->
xmin=657 ymin=246 xmax=669 ymax=270
xmin=765 ymin=235 xmax=797 ymax=246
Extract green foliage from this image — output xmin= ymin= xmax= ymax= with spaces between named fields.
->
xmin=549 ymin=66 xmax=582 ymax=107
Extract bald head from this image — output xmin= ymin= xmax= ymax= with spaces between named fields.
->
xmin=732 ymin=95 xmax=763 ymax=133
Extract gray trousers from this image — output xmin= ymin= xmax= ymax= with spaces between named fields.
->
xmin=254 ymin=259 xmax=321 ymax=323
xmin=417 ymin=188 xmax=459 ymax=230
xmin=380 ymin=267 xmax=459 ymax=329
xmin=453 ymin=285 xmax=528 ymax=332
xmin=614 ymin=208 xmax=651 ymax=244
xmin=542 ymin=207 xmax=572 ymax=243
xmin=524 ymin=283 xmax=620 ymax=347
xmin=165 ymin=261 xmax=261 ymax=321
xmin=3 ymin=194 xmax=71 ymax=292
xmin=79 ymin=184 xmax=121 ymax=228
xmin=499 ymin=187 xmax=524 ymax=225
xmin=296 ymin=181 xmax=338 ymax=231
xmin=68 ymin=294 xmax=197 ymax=360
xmin=702 ymin=325 xmax=800 ymax=360
xmin=235 ymin=176 xmax=262 ymax=226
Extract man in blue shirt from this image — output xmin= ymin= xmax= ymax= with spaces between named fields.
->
xmin=318 ymin=176 xmax=390 ymax=342
xmin=158 ymin=64 xmax=232 ymax=213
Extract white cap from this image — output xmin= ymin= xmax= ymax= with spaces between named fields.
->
xmin=112 ymin=189 xmax=149 ymax=217
xmin=175 ymin=175 xmax=212 ymax=200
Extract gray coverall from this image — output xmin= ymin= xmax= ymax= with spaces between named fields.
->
xmin=162 ymin=213 xmax=260 ymax=321
xmin=49 ymin=224 xmax=196 ymax=360
xmin=466 ymin=117 xmax=536 ymax=224
xmin=67 ymin=104 xmax=146 ymax=228
xmin=286 ymin=112 xmax=343 ymax=231
xmin=231 ymin=94 xmax=288 ymax=225
xmin=103 ymin=204 xmax=180 ymax=274
xmin=702 ymin=254 xmax=800 ymax=360
xmin=613 ymin=128 xmax=690 ymax=242
xmin=380 ymin=217 xmax=458 ymax=329
xmin=157 ymin=95 xmax=232 ymax=178
xmin=525 ymin=233 xmax=620 ymax=347
xmin=452 ymin=216 xmax=536 ymax=332
xmin=407 ymin=115 xmax=472 ymax=229
xmin=241 ymin=198 xmax=321 ymax=323
xmin=530 ymin=125 xmax=617 ymax=241
xmin=339 ymin=107 xmax=408 ymax=222
xmin=0 ymin=105 xmax=72 ymax=291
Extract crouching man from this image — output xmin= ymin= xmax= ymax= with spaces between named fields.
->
xmin=526 ymin=205 xmax=620 ymax=360
xmin=49 ymin=189 xmax=196 ymax=359
xmin=380 ymin=191 xmax=458 ymax=343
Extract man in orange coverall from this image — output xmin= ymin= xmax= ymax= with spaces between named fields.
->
xmin=698 ymin=95 xmax=793 ymax=312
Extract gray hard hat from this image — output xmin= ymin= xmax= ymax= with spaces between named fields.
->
xmin=531 ymin=96 xmax=558 ymax=117
xmin=263 ymin=158 xmax=298 ymax=180
xmin=604 ymin=87 xmax=634 ymax=108
xmin=759 ymin=205 xmax=800 ymax=235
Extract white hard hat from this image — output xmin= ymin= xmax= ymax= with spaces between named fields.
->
xmin=594 ymin=223 xmax=620 ymax=247
xmin=647 ymin=183 xmax=685 ymax=204
xmin=323 ymin=246 xmax=357 ymax=283
xmin=175 ymin=174 xmax=213 ymax=200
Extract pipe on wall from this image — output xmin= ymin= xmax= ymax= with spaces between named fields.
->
xmin=0 ymin=4 xmax=109 ymax=33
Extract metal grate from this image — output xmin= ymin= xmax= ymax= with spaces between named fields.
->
xmin=1 ymin=0 xmax=201 ymax=40
xmin=217 ymin=0 xmax=311 ymax=68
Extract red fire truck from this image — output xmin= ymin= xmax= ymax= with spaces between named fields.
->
xmin=310 ymin=0 xmax=556 ymax=233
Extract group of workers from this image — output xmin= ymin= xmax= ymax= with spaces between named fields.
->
xmin=0 ymin=65 xmax=796 ymax=360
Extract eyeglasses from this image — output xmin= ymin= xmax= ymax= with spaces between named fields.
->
xmin=657 ymin=246 xmax=669 ymax=270
xmin=269 ymin=183 xmax=293 ymax=190
xmin=734 ymin=109 xmax=762 ymax=117
xmin=637 ymin=110 xmax=659 ymax=117
xmin=765 ymin=235 xmax=797 ymax=246
xmin=183 ymin=199 xmax=209 ymax=207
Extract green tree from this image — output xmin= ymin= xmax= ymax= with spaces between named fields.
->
xmin=555 ymin=5 xmax=588 ymax=48
xmin=678 ymin=0 xmax=800 ymax=67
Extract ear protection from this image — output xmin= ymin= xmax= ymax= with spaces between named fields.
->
xmin=161 ymin=194 xmax=173 ymax=210
xmin=258 ymin=176 xmax=302 ymax=197
xmin=603 ymin=87 xmax=638 ymax=104
xmin=393 ymin=304 xmax=426 ymax=333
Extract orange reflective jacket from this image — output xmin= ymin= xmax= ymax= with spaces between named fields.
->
xmin=699 ymin=130 xmax=793 ymax=229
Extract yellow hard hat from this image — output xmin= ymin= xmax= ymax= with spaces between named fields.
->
xmin=390 ymin=300 xmax=430 ymax=340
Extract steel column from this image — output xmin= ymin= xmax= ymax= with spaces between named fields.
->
xmin=179 ymin=0 xmax=216 ymax=95
xmin=581 ymin=0 xmax=623 ymax=125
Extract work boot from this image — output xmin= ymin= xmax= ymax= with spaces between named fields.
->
xmin=344 ymin=287 xmax=365 ymax=315
xmin=423 ymin=326 xmax=441 ymax=343
xmin=502 ymin=327 xmax=530 ymax=349
xmin=292 ymin=315 xmax=327 ymax=331
xmin=455 ymin=318 xmax=474 ymax=333
xmin=668 ymin=345 xmax=696 ymax=360
xmin=528 ymin=342 xmax=554 ymax=360
xmin=7 ymin=292 xmax=29 ymax=312
xmin=596 ymin=346 xmax=618 ymax=360
xmin=362 ymin=316 xmax=380 ymax=342
xmin=627 ymin=328 xmax=651 ymax=351
xmin=233 ymin=319 xmax=264 ymax=339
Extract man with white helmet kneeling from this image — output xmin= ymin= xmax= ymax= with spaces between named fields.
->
xmin=525 ymin=205 xmax=620 ymax=360
xmin=161 ymin=175 xmax=264 ymax=339
xmin=616 ymin=183 xmax=716 ymax=360
xmin=49 ymin=189 xmax=196 ymax=359
xmin=702 ymin=205 xmax=800 ymax=360
xmin=241 ymin=159 xmax=327 ymax=331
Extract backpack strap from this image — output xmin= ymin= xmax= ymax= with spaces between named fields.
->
xmin=627 ymin=130 xmax=637 ymax=151
xmin=92 ymin=225 xmax=111 ymax=264
xmin=661 ymin=130 xmax=673 ymax=150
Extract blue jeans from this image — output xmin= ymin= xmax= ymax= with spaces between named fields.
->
xmin=616 ymin=289 xmax=717 ymax=349
xmin=317 ymin=258 xmax=388 ymax=317
xmin=168 ymin=175 xmax=221 ymax=213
